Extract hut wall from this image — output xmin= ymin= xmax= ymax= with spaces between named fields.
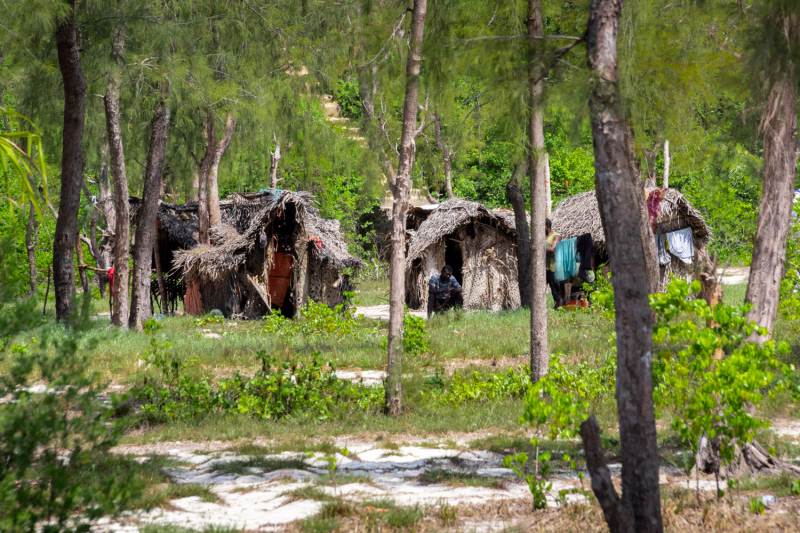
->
xmin=292 ymin=238 xmax=311 ymax=310
xmin=308 ymin=257 xmax=345 ymax=307
xmin=460 ymin=225 xmax=520 ymax=312
xmin=406 ymin=241 xmax=444 ymax=310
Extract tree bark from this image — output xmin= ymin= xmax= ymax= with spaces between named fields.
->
xmin=545 ymin=153 xmax=552 ymax=217
xmin=270 ymin=133 xmax=281 ymax=189
xmin=662 ymin=140 xmax=669 ymax=188
xmin=96 ymin=143 xmax=114 ymax=298
xmin=433 ymin=114 xmax=455 ymax=199
xmin=207 ymin=113 xmax=236 ymax=229
xmin=528 ymin=0 xmax=549 ymax=381
xmin=129 ymin=99 xmax=171 ymax=331
xmin=385 ymin=0 xmax=427 ymax=417
xmin=506 ymin=161 xmax=531 ymax=307
xmin=76 ymin=238 xmax=89 ymax=295
xmin=105 ymin=22 xmax=131 ymax=328
xmin=197 ymin=112 xmax=215 ymax=244
xmin=153 ymin=232 xmax=168 ymax=314
xmin=585 ymin=1 xmax=663 ymax=532
xmin=745 ymin=36 xmax=798 ymax=341
xmin=623 ymin=120 xmax=660 ymax=294
xmin=25 ymin=201 xmax=39 ymax=296
xmin=53 ymin=0 xmax=87 ymax=323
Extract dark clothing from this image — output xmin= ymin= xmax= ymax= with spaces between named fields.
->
xmin=428 ymin=273 xmax=462 ymax=300
xmin=428 ymin=290 xmax=463 ymax=317
xmin=576 ymin=233 xmax=594 ymax=284
xmin=546 ymin=269 xmax=563 ymax=305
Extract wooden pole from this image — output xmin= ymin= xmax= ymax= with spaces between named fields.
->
xmin=42 ymin=267 xmax=51 ymax=316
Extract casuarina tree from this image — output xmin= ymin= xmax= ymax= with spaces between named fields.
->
xmin=579 ymin=0 xmax=663 ymax=531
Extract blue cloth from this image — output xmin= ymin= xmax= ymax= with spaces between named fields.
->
xmin=428 ymin=273 xmax=462 ymax=300
xmin=555 ymin=237 xmax=578 ymax=282
xmin=666 ymin=227 xmax=694 ymax=265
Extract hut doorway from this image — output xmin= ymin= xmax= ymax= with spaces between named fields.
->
xmin=444 ymin=236 xmax=464 ymax=285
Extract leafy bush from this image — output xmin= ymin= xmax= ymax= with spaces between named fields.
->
xmin=262 ymin=299 xmax=374 ymax=351
xmin=651 ymin=279 xmax=799 ymax=470
xmin=424 ymin=366 xmax=531 ymax=406
xmin=780 ymin=202 xmax=800 ymax=324
xmin=0 ymin=251 xmax=138 ymax=532
xmin=134 ymin=320 xmax=383 ymax=422
xmin=333 ymin=79 xmax=362 ymax=119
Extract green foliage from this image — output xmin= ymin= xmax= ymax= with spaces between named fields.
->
xmin=749 ymin=497 xmax=765 ymax=515
xmin=133 ymin=319 xmax=384 ymax=422
xmin=262 ymin=300 xmax=374 ymax=351
xmin=651 ymin=279 xmax=799 ymax=470
xmin=780 ymin=202 xmax=800 ymax=323
xmin=333 ymin=79 xmax=362 ymax=119
xmin=402 ymin=313 xmax=429 ymax=357
xmin=0 ymin=107 xmax=48 ymax=219
xmin=0 ymin=250 xmax=138 ymax=532
xmin=589 ymin=269 xmax=615 ymax=319
xmin=424 ymin=366 xmax=531 ymax=406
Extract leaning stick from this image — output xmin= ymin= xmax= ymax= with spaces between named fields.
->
xmin=42 ymin=267 xmax=51 ymax=316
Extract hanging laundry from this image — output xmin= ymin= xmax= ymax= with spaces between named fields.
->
xmin=647 ymin=189 xmax=665 ymax=230
xmin=576 ymin=233 xmax=594 ymax=283
xmin=555 ymin=237 xmax=579 ymax=282
xmin=666 ymin=227 xmax=694 ymax=264
xmin=655 ymin=233 xmax=671 ymax=265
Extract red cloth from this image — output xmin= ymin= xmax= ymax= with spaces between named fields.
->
xmin=646 ymin=189 xmax=665 ymax=231
xmin=108 ymin=267 xmax=115 ymax=298
xmin=309 ymin=236 xmax=323 ymax=249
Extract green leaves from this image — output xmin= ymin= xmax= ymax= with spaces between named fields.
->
xmin=0 ymin=107 xmax=47 ymax=220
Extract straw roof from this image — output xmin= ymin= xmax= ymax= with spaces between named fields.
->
xmin=549 ymin=188 xmax=711 ymax=252
xmin=173 ymin=190 xmax=362 ymax=280
xmin=406 ymin=199 xmax=522 ymax=264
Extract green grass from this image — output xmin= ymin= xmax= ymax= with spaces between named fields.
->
xmin=354 ymin=279 xmax=389 ymax=306
xmin=417 ymin=467 xmax=507 ymax=489
xmin=736 ymin=471 xmax=800 ymax=497
xmin=285 ymin=486 xmax=336 ymax=502
xmin=208 ymin=455 xmax=309 ymax=475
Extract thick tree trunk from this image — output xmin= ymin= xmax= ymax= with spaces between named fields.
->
xmin=53 ymin=0 xmax=87 ymax=323
xmin=270 ymin=134 xmax=281 ymax=189
xmin=385 ymin=0 xmax=426 ymax=417
xmin=584 ymin=1 xmax=663 ymax=532
xmin=105 ymin=22 xmax=130 ymax=328
xmin=129 ymin=99 xmax=171 ymax=331
xmin=433 ymin=114 xmax=455 ymax=199
xmin=207 ymin=113 xmax=236 ymax=229
xmin=528 ymin=0 xmax=549 ymax=381
xmin=623 ymin=120 xmax=659 ymax=294
xmin=745 ymin=51 xmax=798 ymax=341
xmin=25 ymin=202 xmax=39 ymax=296
xmin=197 ymin=113 xmax=215 ymax=244
xmin=506 ymin=161 xmax=531 ymax=307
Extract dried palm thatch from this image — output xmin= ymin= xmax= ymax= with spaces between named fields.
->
xmin=550 ymin=188 xmax=711 ymax=253
xmin=172 ymin=190 xmax=362 ymax=318
xmin=405 ymin=199 xmax=524 ymax=312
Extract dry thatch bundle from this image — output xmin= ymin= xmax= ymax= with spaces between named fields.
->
xmin=550 ymin=188 xmax=711 ymax=253
xmin=172 ymin=189 xmax=363 ymax=318
xmin=405 ymin=199 xmax=523 ymax=312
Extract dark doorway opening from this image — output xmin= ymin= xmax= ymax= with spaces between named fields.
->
xmin=444 ymin=236 xmax=464 ymax=285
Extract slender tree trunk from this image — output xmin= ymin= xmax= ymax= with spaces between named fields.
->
xmin=528 ymin=0 xmax=549 ymax=381
xmin=662 ymin=140 xmax=669 ymax=188
xmin=270 ymin=134 xmax=281 ymax=189
xmin=433 ymin=114 xmax=455 ymax=199
xmin=507 ymin=161 xmax=531 ymax=307
xmin=153 ymin=233 xmax=168 ymax=314
xmin=208 ymin=113 xmax=235 ymax=229
xmin=581 ymin=2 xmax=663 ymax=532
xmin=197 ymin=112 xmax=215 ymax=244
xmin=105 ymin=22 xmax=130 ymax=328
xmin=96 ymin=144 xmax=113 ymax=298
xmin=385 ymin=0 xmax=427 ymax=417
xmin=745 ymin=37 xmax=798 ymax=341
xmin=53 ymin=0 xmax=87 ymax=323
xmin=129 ymin=99 xmax=171 ymax=331
xmin=25 ymin=201 xmax=39 ymax=296
xmin=623 ymin=120 xmax=659 ymax=294
xmin=76 ymin=238 xmax=89 ymax=295
xmin=642 ymin=144 xmax=659 ymax=189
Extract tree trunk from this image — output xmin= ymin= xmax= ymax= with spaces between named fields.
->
xmin=97 ymin=143 xmax=114 ymax=298
xmin=129 ymin=99 xmax=171 ymax=331
xmin=207 ymin=113 xmax=236 ymax=229
xmin=105 ymin=22 xmax=130 ymax=328
xmin=433 ymin=114 xmax=455 ymax=199
xmin=662 ymin=140 xmax=669 ymax=188
xmin=385 ymin=0 xmax=427 ymax=417
xmin=642 ymin=144 xmax=659 ymax=189
xmin=623 ymin=120 xmax=660 ymax=294
xmin=506 ymin=161 xmax=531 ymax=307
xmin=25 ymin=201 xmax=39 ymax=296
xmin=583 ymin=1 xmax=663 ymax=532
xmin=197 ymin=112 xmax=215 ymax=244
xmin=76 ymin=238 xmax=89 ymax=295
xmin=528 ymin=0 xmax=549 ymax=381
xmin=53 ymin=0 xmax=87 ymax=323
xmin=270 ymin=134 xmax=281 ymax=189
xmin=545 ymin=153 xmax=552 ymax=217
xmin=153 ymin=232 xmax=168 ymax=314
xmin=745 ymin=43 xmax=798 ymax=342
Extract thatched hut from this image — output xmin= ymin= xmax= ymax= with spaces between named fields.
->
xmin=173 ymin=190 xmax=363 ymax=318
xmin=549 ymin=188 xmax=711 ymax=292
xmin=405 ymin=199 xmax=523 ymax=312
